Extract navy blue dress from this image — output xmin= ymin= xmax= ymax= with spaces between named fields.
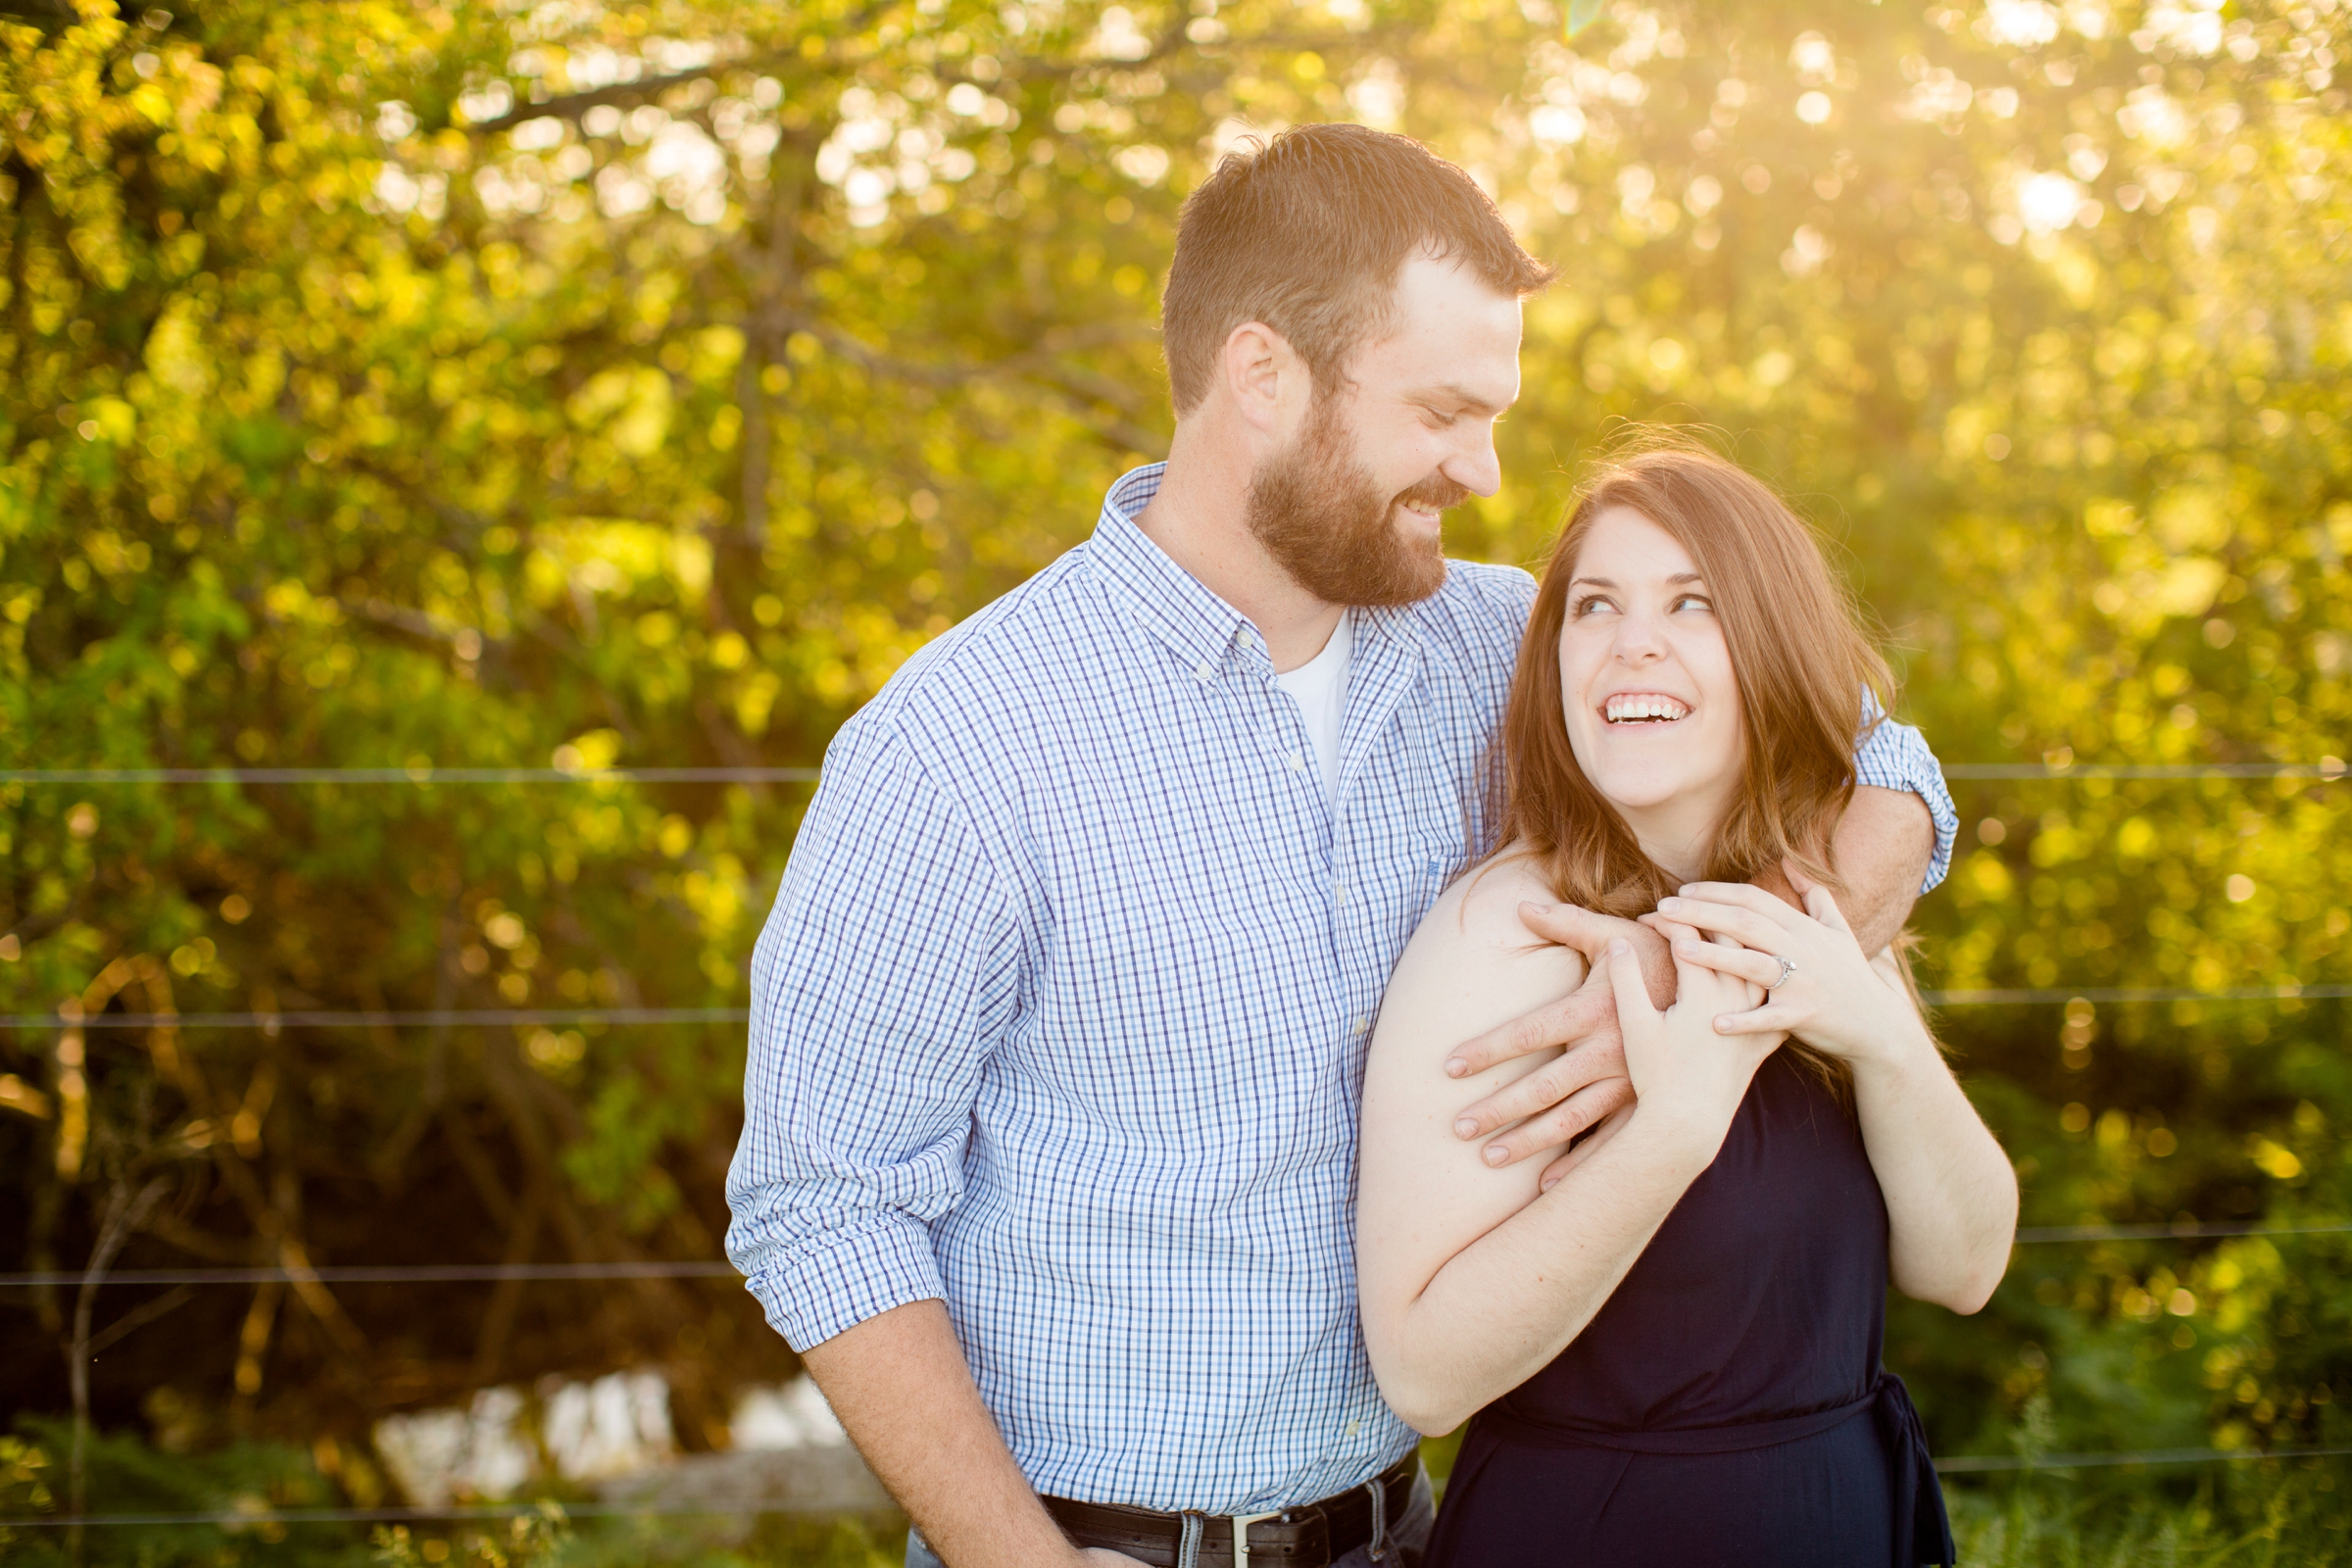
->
xmin=1425 ymin=1053 xmax=1955 ymax=1568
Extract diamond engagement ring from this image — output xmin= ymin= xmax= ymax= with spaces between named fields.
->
xmin=1767 ymin=955 xmax=1796 ymax=991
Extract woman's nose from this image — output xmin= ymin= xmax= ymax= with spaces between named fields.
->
xmin=1612 ymin=615 xmax=1667 ymax=661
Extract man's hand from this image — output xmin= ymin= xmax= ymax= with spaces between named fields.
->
xmin=1442 ymin=904 xmax=1673 ymax=1174
xmin=804 ymin=1299 xmax=1103 ymax=1568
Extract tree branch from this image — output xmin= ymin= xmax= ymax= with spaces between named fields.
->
xmin=71 ymin=1175 xmax=171 ymax=1559
xmin=466 ymin=0 xmax=900 ymax=135
xmin=469 ymin=66 xmax=732 ymax=136
xmin=778 ymin=310 xmax=1167 ymax=452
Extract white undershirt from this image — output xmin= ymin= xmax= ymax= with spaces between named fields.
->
xmin=1273 ymin=612 xmax=1351 ymax=807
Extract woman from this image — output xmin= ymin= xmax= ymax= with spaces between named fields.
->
xmin=1355 ymin=442 xmax=2016 ymax=1566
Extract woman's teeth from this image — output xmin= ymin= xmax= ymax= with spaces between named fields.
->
xmin=1603 ymin=694 xmax=1690 ymax=724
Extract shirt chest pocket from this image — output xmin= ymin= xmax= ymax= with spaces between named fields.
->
xmin=1406 ymin=836 xmax=1471 ymax=926
xmin=1343 ymin=714 xmax=1479 ymax=940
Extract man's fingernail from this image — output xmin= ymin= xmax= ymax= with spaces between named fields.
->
xmin=1607 ymin=938 xmax=1630 ymax=956
xmin=1454 ymin=1117 xmax=1478 ymax=1137
xmin=1541 ymin=1177 xmax=1559 ymax=1194
xmin=1658 ymin=896 xmax=1680 ymax=910
xmin=1444 ymin=1057 xmax=1467 ymax=1078
xmin=1483 ymin=1145 xmax=1509 ymax=1167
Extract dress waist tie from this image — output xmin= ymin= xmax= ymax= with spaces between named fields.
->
xmin=1478 ymin=1372 xmax=1955 ymax=1566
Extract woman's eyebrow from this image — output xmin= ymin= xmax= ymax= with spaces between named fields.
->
xmin=1568 ymin=572 xmax=1706 ymax=589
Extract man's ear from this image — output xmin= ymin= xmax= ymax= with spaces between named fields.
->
xmin=1220 ymin=320 xmax=1304 ymax=435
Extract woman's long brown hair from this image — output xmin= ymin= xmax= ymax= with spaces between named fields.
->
xmin=1490 ymin=435 xmax=1898 ymax=1098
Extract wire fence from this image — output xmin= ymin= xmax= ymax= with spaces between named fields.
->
xmin=7 ymin=754 xmax=2346 ymax=1517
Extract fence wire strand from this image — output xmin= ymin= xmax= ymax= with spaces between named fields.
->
xmin=0 ymin=1261 xmax=740 ymax=1287
xmin=3 ymin=1219 xmax=2345 ymax=1290
xmin=10 ymin=983 xmax=2348 ymax=1033
xmin=0 ymin=767 xmax=820 ymax=784
xmin=0 ymin=1007 xmax=750 ymax=1032
xmin=1 ymin=761 xmax=2343 ymax=785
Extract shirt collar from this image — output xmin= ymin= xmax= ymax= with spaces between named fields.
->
xmin=1086 ymin=464 xmax=1255 ymax=677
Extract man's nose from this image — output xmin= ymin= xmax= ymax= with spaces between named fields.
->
xmin=1444 ymin=421 xmax=1502 ymax=499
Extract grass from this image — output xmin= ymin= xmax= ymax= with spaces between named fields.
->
xmin=1942 ymin=1466 xmax=2352 ymax=1567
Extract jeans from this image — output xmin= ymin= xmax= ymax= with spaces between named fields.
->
xmin=906 ymin=1471 xmax=1436 ymax=1568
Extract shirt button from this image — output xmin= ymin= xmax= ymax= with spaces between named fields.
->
xmin=1288 ymin=752 xmax=1304 ymax=771
xmin=1195 ymin=662 xmax=1213 ymax=682
xmin=1350 ymin=1016 xmax=1368 ymax=1035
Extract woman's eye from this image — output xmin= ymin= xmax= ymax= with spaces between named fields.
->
xmin=1672 ymin=594 xmax=1713 ymax=613
xmin=1572 ymin=595 xmax=1612 ymax=617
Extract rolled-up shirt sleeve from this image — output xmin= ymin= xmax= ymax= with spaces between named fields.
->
xmin=1853 ymin=696 xmax=1959 ymax=895
xmin=724 ymin=714 xmax=1019 ymax=1350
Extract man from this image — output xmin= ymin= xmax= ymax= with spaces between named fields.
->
xmin=726 ymin=124 xmax=1956 ymax=1568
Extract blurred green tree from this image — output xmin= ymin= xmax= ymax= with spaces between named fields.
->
xmin=4 ymin=0 xmax=2351 ymax=1529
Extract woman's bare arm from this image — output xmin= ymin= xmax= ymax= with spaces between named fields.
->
xmin=1843 ymin=952 xmax=2020 ymax=1310
xmin=1357 ymin=863 xmax=1777 ymax=1434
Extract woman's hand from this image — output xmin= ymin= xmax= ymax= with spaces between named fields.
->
xmin=1606 ymin=921 xmax=1783 ymax=1167
xmin=1653 ymin=865 xmax=2019 ymax=1313
xmin=1647 ymin=864 xmax=1933 ymax=1070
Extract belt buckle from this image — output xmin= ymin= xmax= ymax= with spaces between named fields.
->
xmin=1230 ymin=1509 xmax=1282 ymax=1568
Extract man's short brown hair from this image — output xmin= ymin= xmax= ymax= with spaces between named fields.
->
xmin=1160 ymin=123 xmax=1555 ymax=416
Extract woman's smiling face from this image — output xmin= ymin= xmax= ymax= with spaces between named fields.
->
xmin=1557 ymin=504 xmax=1746 ymax=861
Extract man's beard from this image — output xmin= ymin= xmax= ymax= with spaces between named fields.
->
xmin=1243 ymin=395 xmax=1464 ymax=608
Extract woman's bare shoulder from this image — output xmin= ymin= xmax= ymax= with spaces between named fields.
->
xmin=1410 ymin=848 xmax=1568 ymax=965
xmin=1375 ymin=847 xmax=1584 ymax=1065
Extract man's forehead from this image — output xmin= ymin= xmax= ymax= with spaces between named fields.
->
xmin=1373 ymin=255 xmax=1522 ymax=399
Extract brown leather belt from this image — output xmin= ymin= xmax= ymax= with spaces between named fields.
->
xmin=1042 ymin=1452 xmax=1420 ymax=1568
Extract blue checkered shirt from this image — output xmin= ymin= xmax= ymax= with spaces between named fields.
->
xmin=725 ymin=465 xmax=1957 ymax=1513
